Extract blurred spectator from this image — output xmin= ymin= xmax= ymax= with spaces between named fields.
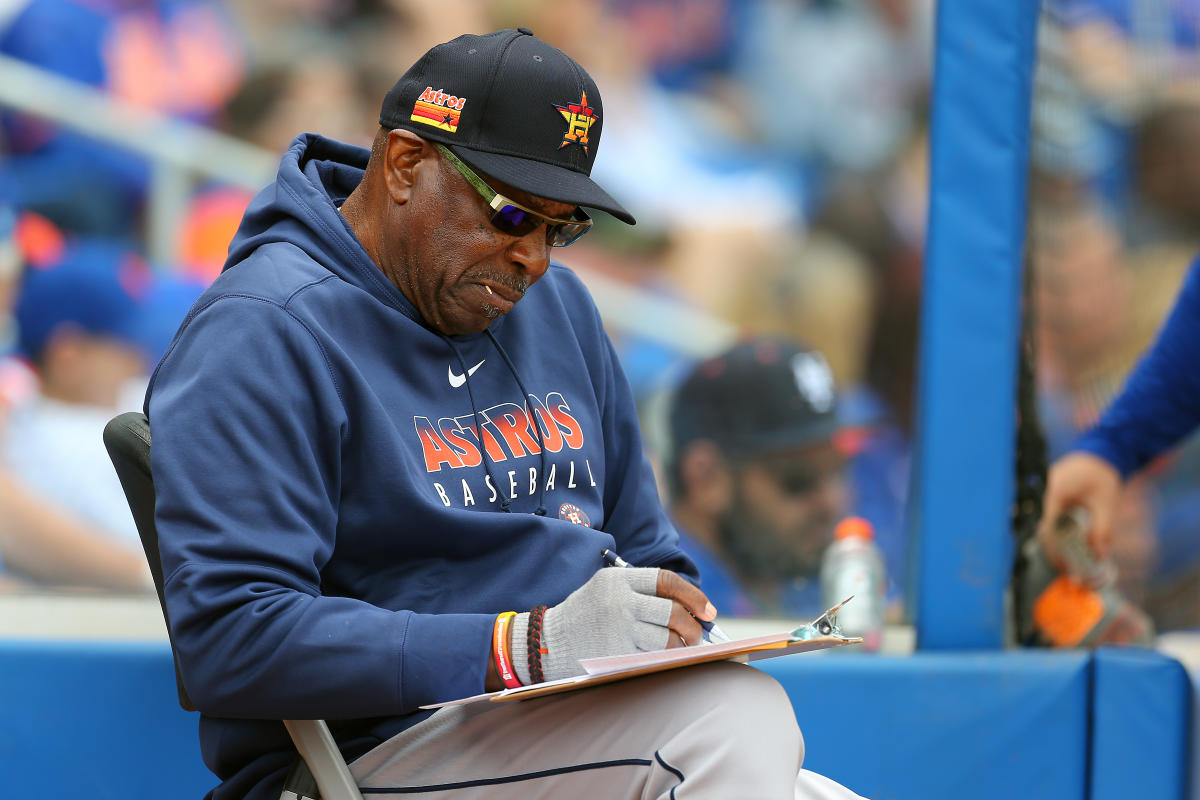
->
xmin=0 ymin=0 xmax=246 ymax=236
xmin=665 ymin=337 xmax=854 ymax=618
xmin=1037 ymin=251 xmax=1200 ymax=630
xmin=176 ymin=48 xmax=377 ymax=282
xmin=730 ymin=229 xmax=875 ymax=390
xmin=0 ymin=212 xmax=150 ymax=592
xmin=227 ymin=61 xmax=370 ymax=153
xmin=1032 ymin=200 xmax=1141 ymax=438
xmin=1128 ymin=100 xmax=1200 ymax=251
xmin=815 ymin=118 xmax=927 ymax=437
xmin=731 ymin=0 xmax=932 ymax=188
xmin=1029 ymin=199 xmax=1200 ymax=623
xmin=0 ymin=236 xmax=200 ymax=592
xmin=175 ymin=185 xmax=252 ymax=283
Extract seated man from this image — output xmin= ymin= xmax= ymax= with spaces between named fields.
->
xmin=146 ymin=29 xmax=866 ymax=800
xmin=666 ymin=337 xmax=854 ymax=618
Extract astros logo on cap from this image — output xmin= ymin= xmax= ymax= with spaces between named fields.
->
xmin=554 ymin=90 xmax=597 ymax=153
xmin=411 ymin=87 xmax=467 ymax=133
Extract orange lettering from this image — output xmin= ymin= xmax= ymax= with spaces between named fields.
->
xmin=414 ymin=417 xmax=464 ymax=472
xmin=439 ymin=420 xmax=482 ymax=467
xmin=547 ymin=394 xmax=584 ymax=450
xmin=490 ymin=404 xmax=541 ymax=458
xmin=526 ymin=396 xmax=565 ymax=453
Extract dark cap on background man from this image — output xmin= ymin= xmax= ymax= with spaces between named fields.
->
xmin=669 ymin=337 xmax=842 ymax=461
xmin=379 ymin=28 xmax=634 ymax=225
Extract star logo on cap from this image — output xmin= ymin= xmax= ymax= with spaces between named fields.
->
xmin=554 ymin=90 xmax=598 ymax=153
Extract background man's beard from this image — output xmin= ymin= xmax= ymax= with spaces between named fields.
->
xmin=718 ymin=503 xmax=832 ymax=580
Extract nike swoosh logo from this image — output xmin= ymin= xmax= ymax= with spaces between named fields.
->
xmin=448 ymin=360 xmax=485 ymax=388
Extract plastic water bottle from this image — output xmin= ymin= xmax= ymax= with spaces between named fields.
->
xmin=820 ymin=517 xmax=886 ymax=652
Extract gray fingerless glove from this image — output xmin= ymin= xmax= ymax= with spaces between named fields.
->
xmin=510 ymin=567 xmax=672 ymax=683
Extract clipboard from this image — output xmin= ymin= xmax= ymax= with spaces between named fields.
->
xmin=421 ymin=597 xmax=861 ymax=709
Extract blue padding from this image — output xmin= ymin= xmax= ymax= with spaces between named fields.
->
xmin=1091 ymin=647 xmax=1190 ymax=800
xmin=917 ymin=0 xmax=1041 ymax=647
xmin=759 ymin=651 xmax=1092 ymax=800
xmin=1191 ymin=673 xmax=1200 ymax=800
xmin=0 ymin=638 xmax=213 ymax=799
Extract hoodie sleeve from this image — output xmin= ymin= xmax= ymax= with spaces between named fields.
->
xmin=1074 ymin=257 xmax=1200 ymax=478
xmin=148 ymin=293 xmax=493 ymax=719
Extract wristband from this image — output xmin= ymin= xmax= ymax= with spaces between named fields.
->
xmin=492 ymin=611 xmax=522 ymax=689
xmin=527 ymin=605 xmax=547 ymax=685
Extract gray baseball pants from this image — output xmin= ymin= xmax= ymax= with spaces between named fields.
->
xmin=350 ymin=661 xmax=867 ymax=799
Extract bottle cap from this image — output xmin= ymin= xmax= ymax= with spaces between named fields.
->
xmin=834 ymin=517 xmax=874 ymax=540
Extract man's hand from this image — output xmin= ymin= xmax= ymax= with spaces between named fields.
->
xmin=656 ymin=568 xmax=718 ymax=647
xmin=1038 ymin=451 xmax=1122 ymax=564
xmin=507 ymin=567 xmax=717 ymax=684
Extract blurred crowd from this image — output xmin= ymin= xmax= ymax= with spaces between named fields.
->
xmin=0 ymin=0 xmax=1195 ymax=637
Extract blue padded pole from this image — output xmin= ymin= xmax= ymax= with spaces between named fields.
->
xmin=915 ymin=0 xmax=1041 ymax=649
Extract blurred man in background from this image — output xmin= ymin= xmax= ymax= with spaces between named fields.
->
xmin=0 ymin=235 xmax=197 ymax=591
xmin=1040 ymin=253 xmax=1200 ymax=625
xmin=667 ymin=337 xmax=852 ymax=618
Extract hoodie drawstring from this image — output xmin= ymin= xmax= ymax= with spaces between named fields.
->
xmin=441 ymin=332 xmax=549 ymax=516
xmin=486 ymin=329 xmax=548 ymax=516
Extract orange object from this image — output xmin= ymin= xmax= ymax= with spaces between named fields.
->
xmin=834 ymin=517 xmax=874 ymax=540
xmin=178 ymin=188 xmax=252 ymax=282
xmin=14 ymin=211 xmax=65 ymax=268
xmin=1032 ymin=576 xmax=1105 ymax=647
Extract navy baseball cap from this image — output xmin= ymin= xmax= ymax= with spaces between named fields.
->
xmin=669 ymin=337 xmax=844 ymax=459
xmin=14 ymin=239 xmax=203 ymax=366
xmin=379 ymin=28 xmax=634 ymax=225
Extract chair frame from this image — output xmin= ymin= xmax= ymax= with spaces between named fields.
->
xmin=104 ymin=411 xmax=364 ymax=800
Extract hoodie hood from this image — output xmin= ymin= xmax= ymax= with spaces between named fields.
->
xmin=224 ymin=133 xmax=421 ymax=321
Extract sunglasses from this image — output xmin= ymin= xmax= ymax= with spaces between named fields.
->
xmin=435 ymin=143 xmax=593 ymax=247
xmin=742 ymin=453 xmax=845 ymax=497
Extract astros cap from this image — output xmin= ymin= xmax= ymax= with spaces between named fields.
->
xmin=379 ymin=28 xmax=634 ymax=224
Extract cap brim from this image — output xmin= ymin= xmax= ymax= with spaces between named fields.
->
xmin=450 ymin=144 xmax=635 ymax=225
xmin=729 ymin=417 xmax=844 ymax=458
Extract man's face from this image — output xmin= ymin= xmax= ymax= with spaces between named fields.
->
xmin=720 ymin=443 xmax=848 ymax=579
xmin=391 ymin=143 xmax=569 ymax=336
xmin=1034 ymin=214 xmax=1127 ymax=369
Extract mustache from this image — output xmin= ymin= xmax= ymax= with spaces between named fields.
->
xmin=467 ymin=270 xmax=529 ymax=296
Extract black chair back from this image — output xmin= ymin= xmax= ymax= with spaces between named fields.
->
xmin=104 ymin=411 xmax=354 ymax=799
xmin=103 ymin=411 xmax=195 ymax=711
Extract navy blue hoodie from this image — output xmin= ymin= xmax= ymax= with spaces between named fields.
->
xmin=146 ymin=134 xmax=695 ymax=799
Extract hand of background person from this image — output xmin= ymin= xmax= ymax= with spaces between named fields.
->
xmin=1037 ymin=451 xmax=1123 ymax=564
xmin=515 ymin=567 xmax=716 ymax=684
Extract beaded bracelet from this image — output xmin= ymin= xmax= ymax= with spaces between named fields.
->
xmin=492 ymin=611 xmax=522 ymax=689
xmin=527 ymin=605 xmax=548 ymax=685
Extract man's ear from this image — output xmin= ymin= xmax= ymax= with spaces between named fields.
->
xmin=382 ymin=129 xmax=428 ymax=205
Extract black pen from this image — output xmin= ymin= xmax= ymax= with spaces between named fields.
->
xmin=601 ymin=548 xmax=731 ymax=643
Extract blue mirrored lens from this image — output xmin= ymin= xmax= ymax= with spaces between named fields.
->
xmin=548 ymin=223 xmax=588 ymax=247
xmin=490 ymin=203 xmax=590 ymax=246
xmin=494 ymin=205 xmax=535 ymax=232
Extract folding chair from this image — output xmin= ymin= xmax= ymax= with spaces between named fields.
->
xmin=103 ymin=411 xmax=365 ymax=800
